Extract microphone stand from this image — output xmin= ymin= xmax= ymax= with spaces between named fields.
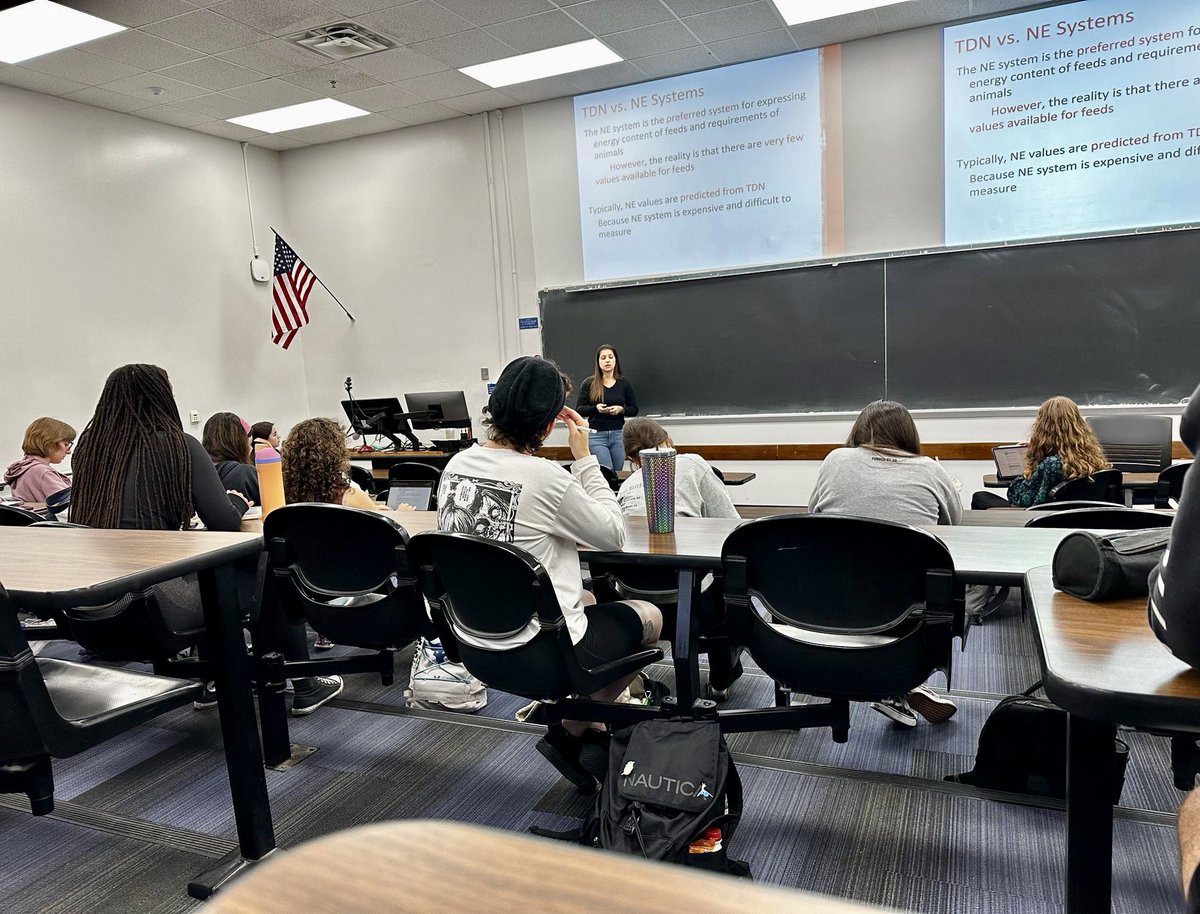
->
xmin=344 ymin=377 xmax=376 ymax=452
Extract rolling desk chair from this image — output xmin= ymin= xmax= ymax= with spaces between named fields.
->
xmin=1087 ymin=415 xmax=1172 ymax=472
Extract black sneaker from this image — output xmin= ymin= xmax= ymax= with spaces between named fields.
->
xmin=536 ymin=733 xmax=596 ymax=793
xmin=193 ymin=682 xmax=218 ymax=711
xmin=290 ymin=675 xmax=344 ymax=716
xmin=576 ymin=729 xmax=612 ymax=782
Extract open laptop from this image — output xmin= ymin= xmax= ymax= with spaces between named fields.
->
xmin=991 ymin=444 xmax=1029 ymax=482
xmin=386 ymin=481 xmax=435 ymax=511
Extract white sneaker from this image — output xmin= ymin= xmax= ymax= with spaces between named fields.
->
xmin=871 ymin=697 xmax=917 ymax=727
xmin=906 ymin=685 xmax=958 ymax=723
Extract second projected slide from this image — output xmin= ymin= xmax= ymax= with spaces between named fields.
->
xmin=945 ymin=0 xmax=1200 ymax=245
xmin=575 ymin=52 xmax=825 ymax=281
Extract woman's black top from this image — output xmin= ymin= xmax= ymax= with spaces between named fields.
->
xmin=576 ymin=378 xmax=639 ymax=432
xmin=215 ymin=460 xmax=261 ymax=506
xmin=118 ymin=434 xmax=247 ymax=530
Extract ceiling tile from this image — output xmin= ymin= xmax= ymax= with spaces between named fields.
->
xmin=210 ymin=0 xmax=343 ymax=36
xmin=316 ymin=0 xmax=405 ymax=15
xmin=21 ymin=48 xmax=142 ymax=86
xmin=334 ymin=111 xmax=407 ymax=134
xmin=0 ymin=66 xmax=89 ymax=96
xmin=442 ymin=88 xmax=518 ymax=114
xmin=173 ymin=91 xmax=266 ymax=117
xmin=395 ymin=67 xmax=486 ymax=101
xmin=435 ymin=0 xmax=555 ymax=27
xmin=409 ymin=29 xmax=517 ymax=68
xmin=97 ymin=72 xmax=211 ymax=103
xmin=276 ymin=121 xmax=359 ymax=143
xmin=342 ymin=47 xmax=445 ymax=81
xmin=483 ymin=11 xmax=591 ymax=52
xmin=63 ymin=84 xmax=161 ymax=111
xmin=217 ymin=38 xmax=328 ymax=76
xmin=633 ymin=45 xmax=719 ymax=79
xmin=498 ymin=72 xmax=582 ymax=103
xmin=602 ymin=20 xmax=699 ymax=60
xmin=566 ymin=0 xmax=674 ymax=36
xmin=381 ymin=99 xmax=462 ymax=124
xmin=156 ymin=56 xmax=264 ymax=90
xmin=83 ymin=29 xmax=207 ymax=69
xmin=278 ymin=62 xmax=384 ymax=94
xmin=682 ymin=1 xmax=781 ymax=43
xmin=191 ymin=118 xmax=266 ymax=139
xmin=134 ymin=104 xmax=215 ymax=126
xmin=223 ymin=77 xmax=322 ymax=106
xmin=661 ymin=0 xmax=749 ymax=15
xmin=568 ymin=59 xmax=644 ymax=92
xmin=142 ymin=8 xmax=267 ymax=54
xmin=61 ymin=0 xmax=196 ymax=28
xmin=359 ymin=1 xmax=476 ymax=44
xmin=246 ymin=133 xmax=305 ymax=149
xmin=708 ymin=28 xmax=796 ymax=64
xmin=334 ymin=82 xmax=424 ymax=111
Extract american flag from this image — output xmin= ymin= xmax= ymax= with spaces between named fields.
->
xmin=271 ymin=233 xmax=316 ymax=349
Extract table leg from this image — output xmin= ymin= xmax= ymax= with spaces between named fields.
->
xmin=1065 ymin=714 xmax=1116 ymax=914
xmin=673 ymin=569 xmax=701 ymax=710
xmin=188 ymin=562 xmax=276 ymax=898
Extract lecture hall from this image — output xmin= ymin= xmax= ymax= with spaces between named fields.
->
xmin=2 ymin=0 xmax=1199 ymax=912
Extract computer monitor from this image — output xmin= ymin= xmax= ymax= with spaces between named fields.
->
xmin=340 ymin=397 xmax=420 ymax=452
xmin=404 ymin=390 xmax=472 ymax=433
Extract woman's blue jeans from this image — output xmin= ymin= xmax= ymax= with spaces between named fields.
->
xmin=589 ymin=428 xmax=624 ymax=470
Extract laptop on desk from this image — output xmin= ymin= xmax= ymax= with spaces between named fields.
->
xmin=992 ymin=445 xmax=1029 ymax=482
xmin=387 ymin=481 xmax=435 ymax=511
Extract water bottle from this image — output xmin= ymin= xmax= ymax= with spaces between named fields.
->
xmin=255 ymin=445 xmax=285 ymax=518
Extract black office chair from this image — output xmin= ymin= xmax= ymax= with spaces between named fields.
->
xmin=43 ymin=488 xmax=70 ymax=522
xmin=598 ymin=465 xmax=621 ymax=493
xmin=0 ymin=504 xmax=42 ymax=526
xmin=1087 ymin=415 xmax=1173 ymax=472
xmin=410 ymin=531 xmax=665 ymax=763
xmin=721 ymin=515 xmax=963 ymax=740
xmin=0 ymin=580 xmax=203 ymax=815
xmin=386 ymin=462 xmax=442 ymax=509
xmin=1026 ymin=500 xmax=1122 ymax=512
xmin=348 ymin=464 xmax=378 ymax=497
xmin=1024 ymin=507 xmax=1173 ymax=529
xmin=1156 ymin=462 xmax=1191 ymax=509
xmin=1047 ymin=469 xmax=1122 ymax=504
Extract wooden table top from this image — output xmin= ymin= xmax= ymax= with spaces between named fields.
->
xmin=206 ymin=820 xmax=895 ymax=914
xmin=0 ymin=527 xmax=262 ymax=611
xmin=1024 ymin=567 xmax=1200 ymax=732
xmin=957 ymin=507 xmax=1174 ymax=528
xmin=616 ymin=469 xmax=757 ymax=486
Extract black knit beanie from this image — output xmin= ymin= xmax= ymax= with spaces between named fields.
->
xmin=488 ymin=357 xmax=565 ymax=435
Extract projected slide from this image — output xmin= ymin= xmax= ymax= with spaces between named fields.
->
xmin=944 ymin=0 xmax=1200 ymax=245
xmin=575 ymin=51 xmax=827 ymax=281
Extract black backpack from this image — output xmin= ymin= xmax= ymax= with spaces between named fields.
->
xmin=581 ymin=718 xmax=750 ymax=875
xmin=946 ymin=682 xmax=1128 ymax=803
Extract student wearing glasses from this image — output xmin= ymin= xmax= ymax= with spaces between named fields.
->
xmin=5 ymin=417 xmax=75 ymax=506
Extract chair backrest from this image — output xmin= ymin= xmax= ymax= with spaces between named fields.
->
xmin=598 ymin=465 xmax=621 ymax=493
xmin=0 ymin=583 xmax=54 ymax=763
xmin=1048 ymin=469 xmax=1122 ymax=504
xmin=348 ymin=464 xmax=377 ymax=496
xmin=264 ymin=503 xmax=426 ymax=649
xmin=1156 ymin=461 xmax=1191 ymax=508
xmin=0 ymin=504 xmax=42 ymax=526
xmin=1086 ymin=415 xmax=1173 ymax=472
xmin=387 ymin=462 xmax=443 ymax=484
xmin=411 ymin=531 xmax=630 ymax=700
xmin=1024 ymin=507 xmax=1173 ymax=529
xmin=722 ymin=514 xmax=955 ymax=632
xmin=1026 ymin=500 xmax=1121 ymax=512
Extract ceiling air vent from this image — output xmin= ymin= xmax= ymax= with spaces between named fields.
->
xmin=292 ymin=23 xmax=394 ymax=61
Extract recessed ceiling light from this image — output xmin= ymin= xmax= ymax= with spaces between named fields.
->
xmin=459 ymin=39 xmax=622 ymax=89
xmin=228 ymin=98 xmax=369 ymax=133
xmin=0 ymin=0 xmax=125 ymax=64
xmin=772 ymin=0 xmax=908 ymax=26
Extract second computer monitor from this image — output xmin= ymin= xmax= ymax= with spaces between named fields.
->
xmin=404 ymin=390 xmax=471 ymax=431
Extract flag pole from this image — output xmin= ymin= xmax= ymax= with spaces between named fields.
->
xmin=271 ymin=228 xmax=355 ymax=322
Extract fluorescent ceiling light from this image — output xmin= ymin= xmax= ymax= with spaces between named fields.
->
xmin=772 ymin=0 xmax=908 ymax=26
xmin=0 ymin=0 xmax=125 ymax=64
xmin=228 ymin=98 xmax=369 ymax=133
xmin=460 ymin=39 xmax=622 ymax=89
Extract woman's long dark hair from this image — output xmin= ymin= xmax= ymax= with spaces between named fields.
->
xmin=585 ymin=343 xmax=622 ymax=403
xmin=846 ymin=400 xmax=921 ymax=456
xmin=203 ymin=412 xmax=252 ymax=465
xmin=72 ymin=364 xmax=192 ymax=529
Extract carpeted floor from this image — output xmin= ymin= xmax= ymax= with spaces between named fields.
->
xmin=5 ymin=590 xmax=1186 ymax=913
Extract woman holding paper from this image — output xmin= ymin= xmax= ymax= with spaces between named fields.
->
xmin=575 ymin=344 xmax=638 ymax=471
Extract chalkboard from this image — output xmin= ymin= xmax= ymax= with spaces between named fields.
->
xmin=539 ymin=261 xmax=885 ymax=416
xmin=540 ymin=229 xmax=1200 ymax=415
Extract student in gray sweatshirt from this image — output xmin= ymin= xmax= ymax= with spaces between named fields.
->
xmin=809 ymin=400 xmax=961 ymax=728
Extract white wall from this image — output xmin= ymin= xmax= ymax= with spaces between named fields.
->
xmin=0 ymin=85 xmax=310 ymax=457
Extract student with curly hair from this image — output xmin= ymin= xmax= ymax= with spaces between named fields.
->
xmin=281 ymin=417 xmax=378 ymax=510
xmin=5 ymin=417 xmax=75 ymax=506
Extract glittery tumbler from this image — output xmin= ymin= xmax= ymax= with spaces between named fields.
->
xmin=641 ymin=448 xmax=676 ymax=533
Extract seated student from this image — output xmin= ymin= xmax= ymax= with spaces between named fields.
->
xmin=1180 ymin=788 xmax=1200 ymax=913
xmin=972 ymin=396 xmax=1109 ymax=509
xmin=203 ymin=412 xmax=260 ymax=506
xmin=437 ymin=356 xmax=662 ymax=786
xmin=5 ymin=417 xmax=75 ymax=506
xmin=250 ymin=420 xmax=280 ymax=451
xmin=617 ymin=417 xmax=739 ymax=519
xmin=809 ymin=399 xmax=960 ymax=727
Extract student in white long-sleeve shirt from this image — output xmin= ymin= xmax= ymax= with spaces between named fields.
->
xmin=437 ymin=356 xmax=662 ymax=788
